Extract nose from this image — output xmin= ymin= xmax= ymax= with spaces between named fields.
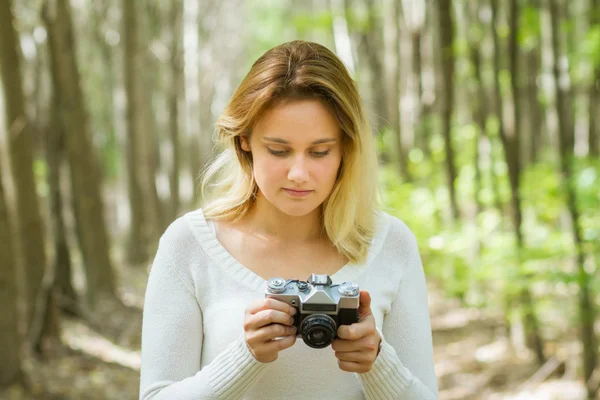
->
xmin=287 ymin=154 xmax=309 ymax=183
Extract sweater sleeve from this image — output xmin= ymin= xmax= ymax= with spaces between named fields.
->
xmin=139 ymin=235 xmax=271 ymax=400
xmin=356 ymin=230 xmax=439 ymax=399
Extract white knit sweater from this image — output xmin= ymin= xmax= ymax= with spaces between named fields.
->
xmin=139 ymin=208 xmax=438 ymax=399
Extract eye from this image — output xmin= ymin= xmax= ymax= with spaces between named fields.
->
xmin=311 ymin=151 xmax=330 ymax=157
xmin=267 ymin=148 xmax=288 ymax=157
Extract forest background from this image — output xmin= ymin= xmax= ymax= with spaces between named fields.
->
xmin=1 ymin=0 xmax=599 ymax=399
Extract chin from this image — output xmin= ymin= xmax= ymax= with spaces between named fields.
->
xmin=277 ymin=206 xmax=315 ymax=218
xmin=272 ymin=200 xmax=320 ymax=218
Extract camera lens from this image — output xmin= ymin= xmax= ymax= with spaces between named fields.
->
xmin=299 ymin=314 xmax=337 ymax=349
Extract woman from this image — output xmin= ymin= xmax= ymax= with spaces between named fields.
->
xmin=139 ymin=40 xmax=438 ymax=399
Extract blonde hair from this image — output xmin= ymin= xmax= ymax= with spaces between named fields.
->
xmin=200 ymin=40 xmax=380 ymax=264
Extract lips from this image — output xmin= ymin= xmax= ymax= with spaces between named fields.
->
xmin=283 ymin=188 xmax=314 ymax=197
xmin=284 ymin=188 xmax=312 ymax=193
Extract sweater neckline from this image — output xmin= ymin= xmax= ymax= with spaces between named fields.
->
xmin=184 ymin=208 xmax=390 ymax=293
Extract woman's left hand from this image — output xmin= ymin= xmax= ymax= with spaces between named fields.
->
xmin=332 ymin=290 xmax=381 ymax=373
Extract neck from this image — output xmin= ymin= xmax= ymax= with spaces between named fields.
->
xmin=242 ymin=192 xmax=325 ymax=244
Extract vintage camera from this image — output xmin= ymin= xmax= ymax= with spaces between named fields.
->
xmin=265 ymin=274 xmax=360 ymax=349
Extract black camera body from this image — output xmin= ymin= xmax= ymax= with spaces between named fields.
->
xmin=265 ymin=274 xmax=360 ymax=348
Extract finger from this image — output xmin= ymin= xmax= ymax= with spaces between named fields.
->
xmin=331 ymin=338 xmax=358 ymax=352
xmin=337 ymin=360 xmax=370 ymax=374
xmin=332 ymin=335 xmax=376 ymax=352
xmin=334 ymin=350 xmax=372 ymax=363
xmin=245 ymin=309 xmax=295 ymax=331
xmin=249 ymin=334 xmax=297 ymax=363
xmin=249 ymin=323 xmax=297 ymax=344
xmin=250 ymin=331 xmax=297 ymax=358
xmin=265 ymin=332 xmax=297 ymax=352
xmin=358 ymin=290 xmax=372 ymax=319
xmin=247 ymin=297 xmax=297 ymax=317
xmin=337 ymin=318 xmax=375 ymax=340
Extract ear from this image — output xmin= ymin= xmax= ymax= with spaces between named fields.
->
xmin=240 ymin=135 xmax=251 ymax=152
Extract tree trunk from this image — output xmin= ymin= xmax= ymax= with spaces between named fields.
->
xmin=44 ymin=0 xmax=116 ymax=307
xmin=44 ymin=25 xmax=77 ymax=313
xmin=508 ymin=0 xmax=545 ymax=365
xmin=0 ymin=0 xmax=48 ymax=344
xmin=590 ymin=81 xmax=599 ymax=157
xmin=169 ymin=1 xmax=183 ymax=220
xmin=392 ymin=0 xmax=410 ymax=180
xmin=437 ymin=0 xmax=460 ymax=221
xmin=123 ymin=0 xmax=149 ymax=264
xmin=412 ymin=28 xmax=425 ymax=157
xmin=471 ymin=48 xmax=484 ymax=253
xmin=406 ymin=0 xmax=426 ymax=156
xmin=489 ymin=149 xmax=505 ymax=224
xmin=526 ymin=45 xmax=543 ymax=164
xmin=422 ymin=0 xmax=438 ymax=161
xmin=485 ymin=0 xmax=506 ymax=224
xmin=491 ymin=0 xmax=545 ymax=364
xmin=32 ymin=41 xmax=45 ymax=130
xmin=359 ymin=0 xmax=389 ymax=132
xmin=549 ymin=1 xmax=598 ymax=397
xmin=0 ymin=154 xmax=23 ymax=388
xmin=92 ymin=2 xmax=119 ymax=183
xmin=467 ymin=0 xmax=487 ymax=221
xmin=140 ymin=65 xmax=166 ymax=242
xmin=589 ymin=0 xmax=600 ymax=157
xmin=140 ymin=1 xmax=166 ymax=242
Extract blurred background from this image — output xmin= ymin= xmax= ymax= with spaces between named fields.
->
xmin=1 ymin=0 xmax=599 ymax=399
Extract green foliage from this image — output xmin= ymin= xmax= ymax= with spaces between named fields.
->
xmin=519 ymin=6 xmax=541 ymax=51
xmin=380 ymin=165 xmax=440 ymax=239
xmin=521 ymin=163 xmax=564 ymax=223
xmin=381 ymin=163 xmax=478 ymax=300
xmin=292 ymin=11 xmax=333 ymax=37
xmin=344 ymin=8 xmax=372 ymax=34
xmin=498 ymin=70 xmax=512 ymax=95
xmin=381 ymin=142 xmax=600 ymax=311
xmin=467 ymin=22 xmax=484 ymax=45
xmin=573 ymin=157 xmax=600 ymax=248
xmin=243 ymin=0 xmax=297 ymax=68
xmin=454 ymin=37 xmax=471 ymax=60
xmin=496 ymin=21 xmax=510 ymax=40
xmin=569 ymin=25 xmax=600 ymax=84
xmin=376 ymin=127 xmax=394 ymax=160
xmin=33 ymin=158 xmax=49 ymax=198
xmin=559 ymin=19 xmax=575 ymax=40
xmin=582 ymin=26 xmax=600 ymax=70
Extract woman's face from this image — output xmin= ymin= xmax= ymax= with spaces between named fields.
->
xmin=240 ymin=98 xmax=343 ymax=217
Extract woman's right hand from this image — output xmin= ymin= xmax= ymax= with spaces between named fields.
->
xmin=243 ymin=297 xmax=298 ymax=363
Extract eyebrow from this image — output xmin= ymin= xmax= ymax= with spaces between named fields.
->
xmin=262 ymin=137 xmax=337 ymax=145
